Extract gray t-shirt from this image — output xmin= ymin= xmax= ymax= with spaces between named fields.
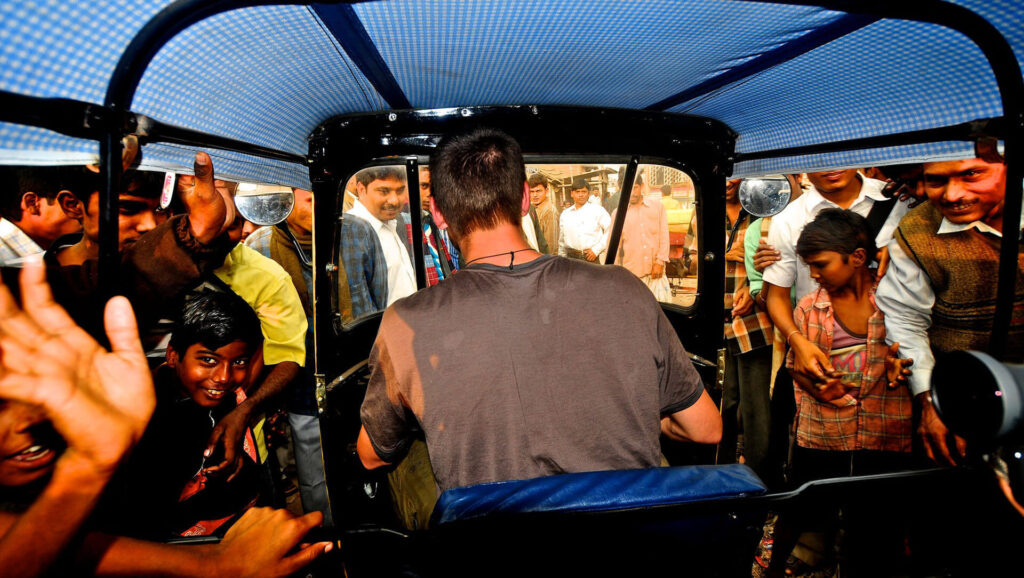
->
xmin=360 ymin=255 xmax=704 ymax=491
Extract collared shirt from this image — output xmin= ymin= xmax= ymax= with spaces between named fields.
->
xmin=348 ymin=200 xmax=416 ymax=306
xmin=534 ymin=199 xmax=560 ymax=255
xmin=688 ymin=212 xmax=773 ymax=352
xmin=875 ymin=215 xmax=1005 ymax=396
xmin=558 ymin=202 xmax=611 ymax=256
xmin=786 ymin=286 xmax=912 ymax=453
xmin=614 ymin=199 xmax=669 ymax=278
xmin=762 ymin=176 xmax=906 ymax=302
xmin=0 ymin=218 xmax=43 ymax=266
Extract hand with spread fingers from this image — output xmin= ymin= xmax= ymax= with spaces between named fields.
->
xmin=0 ymin=260 xmax=154 ymax=476
xmin=0 ymin=260 xmax=154 ymax=578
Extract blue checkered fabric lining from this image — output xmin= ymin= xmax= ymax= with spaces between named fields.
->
xmin=0 ymin=0 xmax=1021 ymax=185
xmin=355 ymin=0 xmax=843 ymax=110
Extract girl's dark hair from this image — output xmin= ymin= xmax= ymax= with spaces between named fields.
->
xmin=168 ymin=291 xmax=263 ymax=353
xmin=796 ymin=208 xmax=876 ymax=260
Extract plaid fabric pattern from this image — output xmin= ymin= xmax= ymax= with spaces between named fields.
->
xmin=786 ymin=286 xmax=913 ymax=453
xmin=0 ymin=218 xmax=43 ymax=265
xmin=404 ymin=221 xmax=441 ymax=287
xmin=723 ymin=214 xmax=772 ymax=353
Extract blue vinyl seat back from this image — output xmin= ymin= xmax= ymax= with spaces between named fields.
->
xmin=431 ymin=463 xmax=766 ymax=526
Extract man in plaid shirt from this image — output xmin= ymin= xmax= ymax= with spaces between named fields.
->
xmin=685 ymin=179 xmax=774 ymax=479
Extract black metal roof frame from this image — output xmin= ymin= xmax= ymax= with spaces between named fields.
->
xmin=0 ymin=0 xmax=1019 ymax=356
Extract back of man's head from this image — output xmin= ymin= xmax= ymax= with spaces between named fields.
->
xmin=169 ymin=291 xmax=263 ymax=354
xmin=661 ymin=184 xmax=672 ymax=197
xmin=430 ymin=127 xmax=525 ymax=238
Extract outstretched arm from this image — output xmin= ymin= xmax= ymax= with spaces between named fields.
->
xmin=0 ymin=261 xmax=154 ymax=577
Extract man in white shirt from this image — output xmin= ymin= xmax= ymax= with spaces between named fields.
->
xmin=0 ymin=167 xmax=81 ymax=266
xmin=761 ymin=169 xmax=906 ymax=382
xmin=876 ymin=157 xmax=1011 ymax=465
xmin=559 ymin=178 xmax=611 ymax=262
xmin=346 ymin=167 xmax=417 ymax=305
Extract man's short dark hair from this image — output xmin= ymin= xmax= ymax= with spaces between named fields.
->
xmin=0 ymin=166 xmax=73 ymax=221
xmin=527 ymin=173 xmax=548 ymax=189
xmin=571 ymin=178 xmax=588 ymax=191
xmin=355 ymin=166 xmax=406 ymax=187
xmin=661 ymin=184 xmax=672 ymax=197
xmin=169 ymin=291 xmax=263 ymax=354
xmin=430 ymin=127 xmax=525 ymax=238
xmin=796 ymin=208 xmax=876 ymax=260
xmin=122 ymin=170 xmax=165 ymax=200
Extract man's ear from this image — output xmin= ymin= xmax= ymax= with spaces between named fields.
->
xmin=20 ymin=192 xmax=41 ymax=216
xmin=57 ymin=191 xmax=84 ymax=221
xmin=428 ymin=196 xmax=448 ymax=230
xmin=355 ymin=182 xmax=366 ymax=198
xmin=521 ymin=181 xmax=531 ymax=217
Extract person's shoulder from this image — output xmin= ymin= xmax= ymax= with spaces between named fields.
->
xmin=231 ymin=243 xmax=291 ymax=281
xmin=795 ymin=287 xmax=828 ymax=312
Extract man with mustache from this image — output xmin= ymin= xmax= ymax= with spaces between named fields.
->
xmin=876 ymin=157 xmax=1014 ymax=465
xmin=346 ymin=167 xmax=418 ymax=305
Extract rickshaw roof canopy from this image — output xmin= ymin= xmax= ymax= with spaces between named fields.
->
xmin=0 ymin=0 xmax=1020 ymax=188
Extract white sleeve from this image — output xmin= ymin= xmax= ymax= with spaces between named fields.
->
xmin=590 ymin=207 xmax=613 ymax=254
xmin=876 ymin=239 xmax=936 ymax=396
xmin=762 ymin=217 xmax=796 ymax=289
xmin=558 ymin=211 xmax=568 ymax=256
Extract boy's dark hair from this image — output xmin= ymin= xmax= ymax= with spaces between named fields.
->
xmin=430 ymin=127 xmax=525 ymax=238
xmin=355 ymin=166 xmax=406 ymax=187
xmin=570 ymin=177 xmax=588 ymax=191
xmin=169 ymin=291 xmax=263 ymax=354
xmin=796 ymin=208 xmax=876 ymax=260
xmin=527 ymin=173 xmax=548 ymax=189
xmin=661 ymin=184 xmax=672 ymax=197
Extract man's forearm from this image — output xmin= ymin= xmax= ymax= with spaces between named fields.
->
xmin=0 ymin=457 xmax=115 ymax=577
xmin=78 ymin=534 xmax=219 ymax=577
xmin=239 ymin=361 xmax=301 ymax=416
xmin=765 ymin=282 xmax=797 ymax=337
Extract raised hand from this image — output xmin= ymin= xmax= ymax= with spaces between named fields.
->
xmin=0 ymin=260 xmax=154 ymax=475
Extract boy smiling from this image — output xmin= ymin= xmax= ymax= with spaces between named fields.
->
xmin=97 ymin=291 xmax=266 ymax=539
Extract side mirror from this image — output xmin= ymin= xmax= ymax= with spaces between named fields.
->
xmin=738 ymin=178 xmax=792 ymax=218
xmin=932 ymin=350 xmax=1024 ymax=516
xmin=932 ymin=350 xmax=1024 ymax=445
xmin=234 ymin=186 xmax=295 ymax=226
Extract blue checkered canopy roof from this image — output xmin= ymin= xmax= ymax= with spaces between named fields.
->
xmin=0 ymin=0 xmax=1020 ymax=187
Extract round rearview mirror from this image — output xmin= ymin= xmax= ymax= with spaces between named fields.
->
xmin=738 ymin=178 xmax=792 ymax=218
xmin=932 ymin=350 xmax=1024 ymax=444
xmin=234 ymin=185 xmax=295 ymax=226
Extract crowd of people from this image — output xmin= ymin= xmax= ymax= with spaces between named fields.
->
xmin=0 ymin=123 xmax=1015 ymax=576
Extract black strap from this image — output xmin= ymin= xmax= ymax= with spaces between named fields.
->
xmin=725 ymin=209 xmax=748 ymax=253
xmin=864 ymin=197 xmax=898 ymax=241
xmin=428 ymin=220 xmax=453 ymax=278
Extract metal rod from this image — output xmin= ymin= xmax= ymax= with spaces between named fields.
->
xmin=604 ymin=157 xmax=639 ymax=265
xmin=406 ymin=158 xmax=427 ymax=289
xmin=140 ymin=116 xmax=307 ymax=164
xmin=733 ymin=117 xmax=1007 ymax=163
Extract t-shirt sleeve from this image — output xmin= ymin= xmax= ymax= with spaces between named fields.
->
xmin=359 ymin=334 xmax=414 ymax=462
xmin=254 ymin=275 xmax=308 ymax=366
xmin=655 ymin=305 xmax=705 ymax=415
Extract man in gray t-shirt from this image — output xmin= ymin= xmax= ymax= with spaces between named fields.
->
xmin=357 ymin=128 xmax=721 ymax=492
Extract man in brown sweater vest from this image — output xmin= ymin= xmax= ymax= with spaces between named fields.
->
xmin=876 ymin=157 xmax=1014 ymax=464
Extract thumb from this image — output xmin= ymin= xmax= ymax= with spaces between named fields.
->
xmin=104 ymin=296 xmax=143 ymax=355
xmin=194 ymin=152 xmax=213 ymax=184
xmin=887 ymin=342 xmax=900 ymax=357
xmin=205 ymin=425 xmax=224 ymax=457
